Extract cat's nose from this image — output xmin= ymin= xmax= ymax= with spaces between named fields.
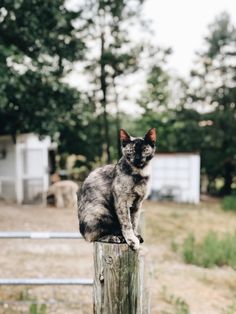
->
xmin=134 ymin=157 xmax=141 ymax=164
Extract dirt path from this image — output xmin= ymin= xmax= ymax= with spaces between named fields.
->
xmin=0 ymin=200 xmax=236 ymax=313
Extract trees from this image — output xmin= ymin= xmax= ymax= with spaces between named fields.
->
xmin=80 ymin=0 xmax=146 ymax=162
xmin=134 ymin=49 xmax=202 ymax=153
xmin=135 ymin=12 xmax=236 ymax=195
xmin=0 ymin=0 xmax=85 ymax=138
xmin=2 ymin=1 xmax=235 ymax=194
xmin=57 ymin=97 xmax=104 ymax=168
xmin=138 ymin=48 xmax=171 ymax=114
xmin=0 ymin=0 xmax=150 ymax=169
xmin=190 ymin=12 xmax=236 ymax=194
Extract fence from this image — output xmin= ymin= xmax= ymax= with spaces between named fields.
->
xmin=0 ymin=232 xmax=150 ymax=313
xmin=0 ymin=232 xmax=93 ymax=287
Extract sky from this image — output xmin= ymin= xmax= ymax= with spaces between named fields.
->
xmin=66 ymin=0 xmax=236 ymax=113
xmin=143 ymin=0 xmax=236 ymax=78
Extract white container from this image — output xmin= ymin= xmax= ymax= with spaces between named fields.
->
xmin=150 ymin=153 xmax=200 ymax=204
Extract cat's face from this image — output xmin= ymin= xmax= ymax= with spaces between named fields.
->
xmin=120 ymin=128 xmax=156 ymax=168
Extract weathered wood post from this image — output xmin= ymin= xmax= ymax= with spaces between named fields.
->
xmin=93 ymin=242 xmax=149 ymax=314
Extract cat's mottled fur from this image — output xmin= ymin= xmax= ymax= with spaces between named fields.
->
xmin=77 ymin=128 xmax=156 ymax=250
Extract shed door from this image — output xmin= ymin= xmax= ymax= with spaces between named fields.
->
xmin=21 ymin=148 xmax=47 ymax=204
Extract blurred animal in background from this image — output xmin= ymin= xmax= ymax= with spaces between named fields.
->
xmin=47 ymin=180 xmax=79 ymax=208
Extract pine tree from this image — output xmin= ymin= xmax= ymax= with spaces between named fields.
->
xmin=190 ymin=12 xmax=236 ymax=194
xmin=80 ymin=0 xmax=146 ymax=162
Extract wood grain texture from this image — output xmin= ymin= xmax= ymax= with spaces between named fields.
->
xmin=93 ymin=242 xmax=149 ymax=314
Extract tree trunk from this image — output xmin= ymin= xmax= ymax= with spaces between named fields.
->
xmin=222 ymin=161 xmax=233 ymax=195
xmin=100 ymin=30 xmax=111 ymax=164
xmin=112 ymin=76 xmax=122 ymax=159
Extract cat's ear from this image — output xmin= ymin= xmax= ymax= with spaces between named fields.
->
xmin=120 ymin=129 xmax=131 ymax=143
xmin=144 ymin=128 xmax=157 ymax=145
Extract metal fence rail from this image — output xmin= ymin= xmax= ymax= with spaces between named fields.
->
xmin=0 ymin=278 xmax=93 ymax=286
xmin=0 ymin=231 xmax=92 ymax=286
xmin=0 ymin=231 xmax=82 ymax=239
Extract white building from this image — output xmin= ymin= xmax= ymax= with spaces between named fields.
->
xmin=150 ymin=153 xmax=200 ymax=204
xmin=0 ymin=133 xmax=56 ymax=204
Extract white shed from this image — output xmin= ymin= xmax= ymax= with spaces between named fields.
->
xmin=0 ymin=133 xmax=56 ymax=204
xmin=150 ymin=153 xmax=200 ymax=204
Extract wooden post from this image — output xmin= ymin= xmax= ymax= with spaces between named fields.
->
xmin=93 ymin=242 xmax=149 ymax=314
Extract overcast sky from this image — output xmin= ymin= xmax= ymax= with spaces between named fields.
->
xmin=66 ymin=0 xmax=236 ymax=113
xmin=143 ymin=0 xmax=236 ymax=77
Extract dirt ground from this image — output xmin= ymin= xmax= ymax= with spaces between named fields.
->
xmin=0 ymin=199 xmax=236 ymax=314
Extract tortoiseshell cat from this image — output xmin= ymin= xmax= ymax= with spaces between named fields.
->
xmin=77 ymin=128 xmax=156 ymax=250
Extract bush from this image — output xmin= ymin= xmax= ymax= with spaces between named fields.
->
xmin=222 ymin=196 xmax=236 ymax=211
xmin=183 ymin=232 xmax=236 ymax=268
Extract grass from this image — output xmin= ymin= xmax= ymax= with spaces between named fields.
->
xmin=221 ymin=303 xmax=236 ymax=314
xmin=29 ymin=303 xmax=47 ymax=314
xmin=222 ymin=196 xmax=236 ymax=212
xmin=182 ymin=231 xmax=236 ymax=268
xmin=161 ymin=286 xmax=190 ymax=314
xmin=17 ymin=290 xmax=47 ymax=314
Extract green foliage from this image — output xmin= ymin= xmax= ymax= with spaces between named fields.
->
xmin=16 ymin=289 xmax=47 ymax=314
xmin=174 ymin=298 xmax=190 ymax=314
xmin=135 ymin=48 xmax=205 ymax=155
xmin=183 ymin=233 xmax=195 ymax=264
xmin=0 ymin=0 xmax=153 ymax=167
xmin=135 ymin=107 xmax=203 ymax=154
xmin=29 ymin=303 xmax=47 ymax=314
xmin=138 ymin=57 xmax=171 ymax=112
xmin=57 ymin=100 xmax=104 ymax=166
xmin=80 ymin=0 xmax=147 ymax=162
xmin=0 ymin=0 xmax=85 ymax=138
xmin=183 ymin=232 xmax=236 ymax=268
xmin=161 ymin=286 xmax=190 ymax=314
xmin=222 ymin=196 xmax=236 ymax=211
xmin=189 ymin=12 xmax=236 ymax=194
xmin=137 ymin=12 xmax=236 ymax=195
xmin=221 ymin=303 xmax=236 ymax=314
xmin=1 ymin=0 xmax=235 ymax=184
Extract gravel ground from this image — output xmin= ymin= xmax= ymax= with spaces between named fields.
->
xmin=0 ymin=199 xmax=236 ymax=313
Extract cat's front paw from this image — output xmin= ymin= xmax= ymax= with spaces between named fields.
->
xmin=99 ymin=235 xmax=123 ymax=244
xmin=136 ymin=234 xmax=144 ymax=244
xmin=126 ymin=236 xmax=140 ymax=251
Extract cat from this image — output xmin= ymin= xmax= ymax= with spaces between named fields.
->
xmin=77 ymin=128 xmax=156 ymax=250
xmin=48 ymin=180 xmax=79 ymax=208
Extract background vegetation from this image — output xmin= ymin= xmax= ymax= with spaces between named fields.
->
xmin=183 ymin=232 xmax=236 ymax=268
xmin=0 ymin=0 xmax=235 ymax=195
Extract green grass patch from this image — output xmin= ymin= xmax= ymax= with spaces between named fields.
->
xmin=16 ymin=289 xmax=47 ymax=314
xmin=221 ymin=303 xmax=236 ymax=314
xmin=183 ymin=232 xmax=236 ymax=268
xmin=161 ymin=286 xmax=190 ymax=314
xmin=29 ymin=303 xmax=47 ymax=314
xmin=222 ymin=196 xmax=236 ymax=211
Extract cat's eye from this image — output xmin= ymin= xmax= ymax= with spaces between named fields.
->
xmin=143 ymin=147 xmax=150 ymax=152
xmin=126 ymin=147 xmax=135 ymax=153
